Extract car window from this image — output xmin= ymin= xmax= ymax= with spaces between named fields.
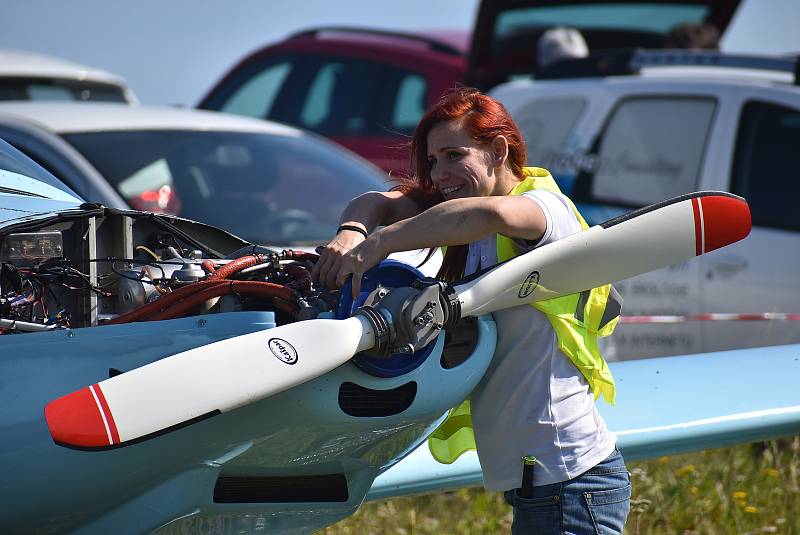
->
xmin=115 ymin=159 xmax=180 ymax=213
xmin=0 ymin=79 xmax=128 ymax=103
xmin=513 ymin=96 xmax=586 ymax=169
xmin=218 ymin=61 xmax=292 ymax=118
xmin=731 ymin=100 xmax=800 ymax=232
xmin=392 ymin=74 xmax=426 ymax=129
xmin=62 ymin=130 xmax=389 ymax=245
xmin=373 ymin=67 xmax=429 ymax=135
xmin=577 ymin=96 xmax=715 ymax=207
xmin=210 ymin=54 xmax=386 ymax=137
xmin=27 ymin=84 xmax=75 ymax=101
xmin=292 ymin=58 xmax=380 ymax=135
xmin=300 ymin=62 xmax=342 ymax=128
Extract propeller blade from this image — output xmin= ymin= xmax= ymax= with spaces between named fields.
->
xmin=455 ymin=192 xmax=750 ymax=318
xmin=45 ymin=315 xmax=375 ymax=449
xmin=45 ymin=191 xmax=750 ymax=450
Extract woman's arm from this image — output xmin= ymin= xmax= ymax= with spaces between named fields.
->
xmin=337 ymin=195 xmax=547 ymax=296
xmin=312 ymin=190 xmax=425 ymax=288
xmin=335 ymin=190 xmax=426 ymax=233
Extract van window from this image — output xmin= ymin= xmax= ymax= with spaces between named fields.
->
xmin=219 ymin=61 xmax=292 ymax=118
xmin=580 ymin=97 xmax=714 ymax=207
xmin=514 ymin=96 xmax=586 ymax=169
xmin=731 ymin=100 xmax=800 ymax=231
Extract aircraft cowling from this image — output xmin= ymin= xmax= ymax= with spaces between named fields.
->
xmin=1 ymin=310 xmax=496 ymax=534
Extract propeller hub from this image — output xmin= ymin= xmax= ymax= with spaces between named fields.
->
xmin=354 ymin=279 xmax=459 ymax=358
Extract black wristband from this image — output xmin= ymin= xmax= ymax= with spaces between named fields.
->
xmin=337 ymin=224 xmax=368 ymax=239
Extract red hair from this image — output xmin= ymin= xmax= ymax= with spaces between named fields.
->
xmin=395 ymin=87 xmax=527 ymax=281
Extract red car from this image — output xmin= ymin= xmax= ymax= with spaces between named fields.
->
xmin=197 ymin=28 xmax=469 ymax=176
xmin=198 ymin=1 xmax=740 ymax=175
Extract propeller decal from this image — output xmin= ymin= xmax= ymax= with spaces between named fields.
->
xmin=268 ymin=338 xmax=298 ymax=365
xmin=518 ymin=271 xmax=540 ymax=299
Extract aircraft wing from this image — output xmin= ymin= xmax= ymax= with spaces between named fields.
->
xmin=367 ymin=343 xmax=800 ymax=501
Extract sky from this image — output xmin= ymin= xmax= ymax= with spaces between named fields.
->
xmin=1 ymin=1 xmax=479 ymax=106
xmin=2 ymin=0 xmax=798 ymax=107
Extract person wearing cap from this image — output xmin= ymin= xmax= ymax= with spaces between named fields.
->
xmin=537 ymin=27 xmax=590 ymax=70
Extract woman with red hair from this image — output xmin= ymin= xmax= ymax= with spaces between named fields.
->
xmin=313 ymin=87 xmax=630 ymax=533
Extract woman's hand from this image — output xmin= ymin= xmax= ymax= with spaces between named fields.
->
xmin=312 ymin=229 xmax=366 ymax=290
xmin=335 ymin=234 xmax=389 ymax=299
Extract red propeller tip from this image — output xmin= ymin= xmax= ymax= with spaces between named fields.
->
xmin=693 ymin=196 xmax=752 ymax=255
xmin=45 ymin=385 xmax=120 ymax=448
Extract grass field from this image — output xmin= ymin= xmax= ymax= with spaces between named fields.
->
xmin=320 ymin=438 xmax=800 ymax=534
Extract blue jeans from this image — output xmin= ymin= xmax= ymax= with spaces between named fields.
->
xmin=503 ymin=449 xmax=631 ymax=534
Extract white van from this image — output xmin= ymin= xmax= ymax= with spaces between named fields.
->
xmin=492 ymin=50 xmax=800 ymax=360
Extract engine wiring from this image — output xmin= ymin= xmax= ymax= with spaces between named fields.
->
xmin=1 ymin=248 xmax=325 ymax=334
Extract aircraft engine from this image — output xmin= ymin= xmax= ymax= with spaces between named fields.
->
xmin=0 ymin=208 xmax=339 ymax=333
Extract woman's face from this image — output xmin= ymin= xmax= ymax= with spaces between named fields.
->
xmin=426 ymin=118 xmax=499 ymax=200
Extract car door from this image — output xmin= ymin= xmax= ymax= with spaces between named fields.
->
xmin=698 ymin=93 xmax=800 ymax=352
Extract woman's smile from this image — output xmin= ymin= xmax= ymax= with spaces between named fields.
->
xmin=440 ymin=184 xmax=464 ymax=197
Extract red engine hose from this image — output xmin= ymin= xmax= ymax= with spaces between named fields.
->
xmin=105 ymin=279 xmax=230 ymax=325
xmin=284 ymin=264 xmax=312 ymax=292
xmin=201 ymin=259 xmax=217 ymax=274
xmin=107 ymin=253 xmax=308 ymax=325
xmin=281 ymin=250 xmax=319 ymax=262
xmin=208 ymin=254 xmax=264 ymax=280
xmin=148 ymin=281 xmax=298 ymax=320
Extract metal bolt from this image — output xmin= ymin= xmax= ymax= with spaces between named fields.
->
xmin=434 ymin=322 xmax=443 ymax=330
xmin=377 ymin=288 xmax=388 ymax=298
xmin=428 ymin=301 xmax=437 ymax=308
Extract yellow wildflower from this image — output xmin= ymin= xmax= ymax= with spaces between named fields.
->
xmin=733 ymin=491 xmax=748 ymax=500
xmin=674 ymin=464 xmax=696 ymax=477
xmin=744 ymin=506 xmax=758 ymax=514
xmin=658 ymin=456 xmax=670 ymax=465
xmin=689 ymin=486 xmax=699 ymax=495
xmin=765 ymin=468 xmax=780 ymax=478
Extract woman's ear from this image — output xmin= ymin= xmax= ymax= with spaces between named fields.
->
xmin=491 ymin=135 xmax=509 ymax=167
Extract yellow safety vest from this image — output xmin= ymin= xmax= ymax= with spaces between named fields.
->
xmin=428 ymin=167 xmax=621 ymax=464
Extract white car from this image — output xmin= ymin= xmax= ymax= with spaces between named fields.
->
xmin=0 ymin=49 xmax=138 ymax=104
xmin=491 ymin=50 xmax=800 ymax=360
xmin=0 ymin=102 xmax=391 ymax=244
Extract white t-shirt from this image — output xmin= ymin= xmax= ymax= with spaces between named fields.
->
xmin=468 ymin=189 xmax=617 ymax=491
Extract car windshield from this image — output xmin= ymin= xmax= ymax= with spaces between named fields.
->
xmin=0 ymin=138 xmax=83 ymax=201
xmin=62 ymin=129 xmax=391 ymax=245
